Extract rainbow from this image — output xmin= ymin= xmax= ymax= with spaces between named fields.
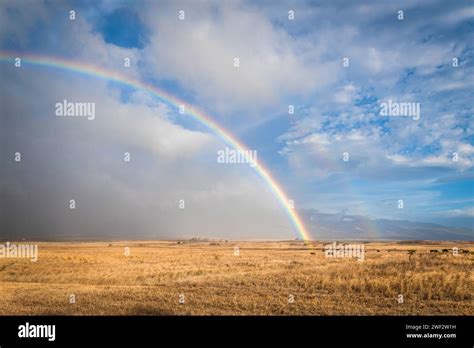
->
xmin=0 ymin=52 xmax=311 ymax=241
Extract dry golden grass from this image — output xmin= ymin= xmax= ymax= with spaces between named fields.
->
xmin=0 ymin=240 xmax=472 ymax=315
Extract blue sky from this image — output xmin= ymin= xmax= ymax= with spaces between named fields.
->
xmin=1 ymin=0 xmax=473 ymax=239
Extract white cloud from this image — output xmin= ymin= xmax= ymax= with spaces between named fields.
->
xmin=140 ymin=1 xmax=335 ymax=114
xmin=438 ymin=207 xmax=474 ymax=217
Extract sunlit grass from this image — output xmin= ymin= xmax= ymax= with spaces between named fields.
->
xmin=0 ymin=241 xmax=472 ymax=315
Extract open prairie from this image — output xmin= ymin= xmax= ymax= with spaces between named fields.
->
xmin=0 ymin=241 xmax=472 ymax=315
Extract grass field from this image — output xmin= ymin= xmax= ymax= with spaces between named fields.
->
xmin=0 ymin=240 xmax=472 ymax=315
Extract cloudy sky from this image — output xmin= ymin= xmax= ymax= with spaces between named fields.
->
xmin=1 ymin=0 xmax=473 ymax=240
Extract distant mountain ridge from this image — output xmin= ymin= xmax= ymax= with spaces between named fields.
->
xmin=300 ymin=209 xmax=473 ymax=240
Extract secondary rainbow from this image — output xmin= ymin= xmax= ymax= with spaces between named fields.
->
xmin=0 ymin=52 xmax=311 ymax=241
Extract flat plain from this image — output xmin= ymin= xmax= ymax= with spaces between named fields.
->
xmin=0 ymin=240 xmax=472 ymax=315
